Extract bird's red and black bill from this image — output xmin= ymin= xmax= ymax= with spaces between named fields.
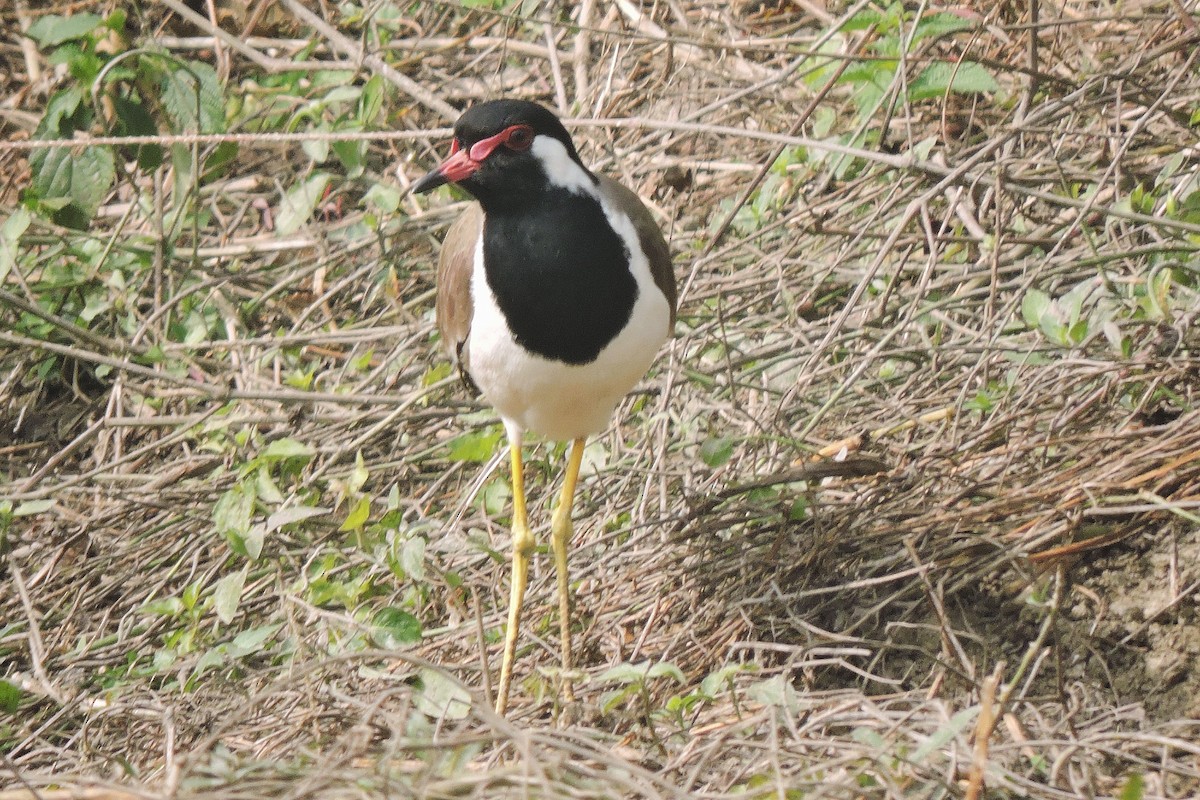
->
xmin=412 ymin=124 xmax=536 ymax=194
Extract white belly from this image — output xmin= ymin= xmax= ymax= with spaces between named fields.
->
xmin=467 ymin=236 xmax=670 ymax=442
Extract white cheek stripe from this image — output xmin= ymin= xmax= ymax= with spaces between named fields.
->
xmin=531 ymin=137 xmax=597 ymax=196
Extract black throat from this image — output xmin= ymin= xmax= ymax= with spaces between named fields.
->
xmin=482 ymin=186 xmax=638 ymax=365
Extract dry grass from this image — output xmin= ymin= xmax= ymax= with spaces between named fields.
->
xmin=3 ymin=1 xmax=1200 ymax=797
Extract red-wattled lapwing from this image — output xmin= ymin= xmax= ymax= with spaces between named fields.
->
xmin=413 ymin=100 xmax=677 ymax=714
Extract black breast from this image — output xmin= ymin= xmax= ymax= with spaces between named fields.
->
xmin=482 ymin=189 xmax=638 ymax=365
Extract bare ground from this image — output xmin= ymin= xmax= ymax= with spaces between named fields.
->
xmin=2 ymin=1 xmax=1200 ymax=798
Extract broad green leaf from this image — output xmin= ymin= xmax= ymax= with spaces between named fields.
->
xmin=700 ymin=663 xmax=757 ymax=697
xmin=480 ymin=477 xmax=511 ymax=517
xmin=228 ymin=623 xmax=282 ymax=657
xmin=332 ymin=137 xmax=366 ymax=178
xmin=141 ymin=596 xmax=185 ymax=617
xmin=277 ymin=173 xmax=332 ymax=235
xmin=347 ymin=451 xmax=369 ymax=494
xmin=262 ymin=437 xmax=315 ymax=461
xmin=646 ymin=662 xmax=686 ymax=682
xmin=26 ymin=13 xmax=104 ymax=46
xmin=255 ymin=466 xmax=284 ymax=505
xmin=597 ymin=661 xmax=652 ymax=685
xmin=698 ymin=437 xmax=734 ymax=468
xmin=909 ymin=62 xmax=999 ymax=102
xmin=747 ymin=674 xmax=800 ymax=712
xmin=238 ymin=523 xmax=265 ymax=561
xmin=0 ymin=679 xmax=22 ymax=713
xmin=266 ymin=506 xmax=328 ymax=531
xmin=33 ymin=88 xmax=85 ymax=139
xmin=213 ymin=482 xmax=255 ymax=541
xmin=212 ymin=567 xmax=247 ymax=624
xmin=190 ymin=646 xmax=226 ymax=681
xmin=1021 ymin=288 xmax=1052 ymax=329
xmin=372 ymin=607 xmax=423 ymax=648
xmin=30 ymin=145 xmax=115 ymax=229
xmin=301 ymin=121 xmax=331 ymax=163
xmin=0 ymin=208 xmax=31 ymax=284
xmin=1118 ymin=773 xmax=1145 ymax=800
xmin=364 ymin=183 xmax=401 ymax=214
xmin=79 ymin=291 xmax=111 ymax=323
xmin=912 ymin=12 xmax=975 ymax=44
xmin=14 ymin=499 xmax=55 ymax=516
xmin=111 ymin=95 xmax=163 ymax=170
xmin=399 ymin=536 xmax=426 ymax=581
xmin=339 ymin=495 xmax=371 ymax=532
xmin=157 ymin=60 xmax=225 ymax=133
xmin=359 ymin=74 xmax=385 ymax=125
xmin=843 ymin=9 xmax=885 ymax=32
xmin=447 ymin=428 xmax=503 ymax=463
xmin=415 ymin=668 xmax=472 ymax=720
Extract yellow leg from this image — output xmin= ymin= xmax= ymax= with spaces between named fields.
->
xmin=496 ymin=435 xmax=534 ymax=715
xmin=550 ymin=437 xmax=586 ymax=704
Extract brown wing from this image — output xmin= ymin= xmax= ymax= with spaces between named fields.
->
xmin=597 ymin=175 xmax=677 ymax=330
xmin=435 ymin=203 xmax=483 ymax=388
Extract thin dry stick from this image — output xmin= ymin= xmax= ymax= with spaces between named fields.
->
xmin=965 ymin=661 xmax=1005 ymax=800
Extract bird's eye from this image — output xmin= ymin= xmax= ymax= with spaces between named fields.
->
xmin=505 ymin=125 xmax=534 ymax=151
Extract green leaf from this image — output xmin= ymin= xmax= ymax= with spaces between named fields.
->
xmin=213 ymin=482 xmax=255 ymax=542
xmin=29 ymin=146 xmax=116 ymax=229
xmin=228 ymin=623 xmax=282 ymax=657
xmin=157 ymin=60 xmax=225 ymax=133
xmin=747 ymin=674 xmax=800 ymax=713
xmin=700 ymin=663 xmax=756 ymax=697
xmin=212 ymin=567 xmax=247 ymax=624
xmin=398 ymin=536 xmax=426 ymax=581
xmin=230 ymin=521 xmax=264 ymax=561
xmin=1021 ymin=288 xmax=1052 ymax=329
xmin=364 ymin=183 xmax=402 ymax=215
xmin=371 ymin=607 xmax=423 ymax=648
xmin=480 ymin=476 xmax=511 ymax=517
xmin=26 ymin=13 xmax=104 ymax=46
xmin=597 ymin=661 xmax=652 ymax=685
xmin=843 ymin=9 xmax=885 ymax=32
xmin=277 ymin=173 xmax=332 ymax=235
xmin=111 ymin=95 xmax=163 ymax=170
xmin=0 ymin=678 xmax=23 ymax=713
xmin=332 ymin=138 xmax=366 ymax=179
xmin=14 ymin=499 xmax=55 ymax=517
xmin=190 ymin=646 xmax=226 ymax=681
xmin=698 ymin=437 xmax=734 ymax=468
xmin=912 ymin=12 xmax=975 ymax=43
xmin=254 ymin=465 xmax=284 ymax=505
xmin=34 ymin=87 xmax=85 ymax=139
xmin=0 ymin=208 xmax=31 ymax=284
xmin=909 ymin=62 xmax=999 ymax=102
xmin=339 ymin=495 xmax=371 ymax=532
xmin=646 ymin=661 xmax=686 ymax=682
xmin=1118 ymin=773 xmax=1145 ymax=800
xmin=415 ymin=668 xmax=472 ymax=720
xmin=262 ymin=437 xmax=315 ymax=461
xmin=447 ymin=428 xmax=503 ymax=463
xmin=358 ymin=74 xmax=385 ymax=125
xmin=347 ymin=451 xmax=369 ymax=494
xmin=266 ymin=505 xmax=328 ymax=531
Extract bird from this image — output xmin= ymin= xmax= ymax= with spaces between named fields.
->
xmin=413 ymin=99 xmax=677 ymax=714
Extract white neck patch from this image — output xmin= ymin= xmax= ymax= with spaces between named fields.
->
xmin=532 ymin=136 xmax=597 ymax=196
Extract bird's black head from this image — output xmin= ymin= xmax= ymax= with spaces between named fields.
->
xmin=412 ymin=100 xmax=592 ymax=209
